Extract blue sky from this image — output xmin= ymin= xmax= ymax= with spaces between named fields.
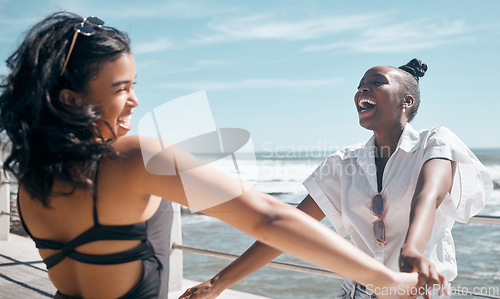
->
xmin=1 ymin=0 xmax=499 ymax=153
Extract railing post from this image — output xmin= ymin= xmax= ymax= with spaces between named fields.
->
xmin=0 ymin=170 xmax=10 ymax=241
xmin=169 ymin=202 xmax=183 ymax=293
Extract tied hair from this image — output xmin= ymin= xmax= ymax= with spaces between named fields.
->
xmin=398 ymin=58 xmax=428 ymax=82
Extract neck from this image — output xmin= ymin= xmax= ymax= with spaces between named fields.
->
xmin=373 ymin=123 xmax=406 ymax=159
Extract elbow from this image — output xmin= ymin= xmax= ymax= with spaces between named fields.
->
xmin=247 ymin=193 xmax=288 ymax=243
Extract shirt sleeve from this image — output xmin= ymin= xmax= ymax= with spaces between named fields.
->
xmin=303 ymin=154 xmax=347 ymax=236
xmin=423 ymin=127 xmax=493 ymax=222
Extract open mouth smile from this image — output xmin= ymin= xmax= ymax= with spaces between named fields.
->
xmin=358 ymin=98 xmax=376 ymax=114
xmin=117 ymin=114 xmax=132 ymax=131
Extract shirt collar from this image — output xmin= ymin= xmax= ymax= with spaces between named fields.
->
xmin=396 ymin=123 xmax=420 ymax=153
xmin=342 ymin=123 xmax=420 ymax=160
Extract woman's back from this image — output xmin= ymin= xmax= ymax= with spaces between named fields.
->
xmin=18 ymin=144 xmax=173 ymax=298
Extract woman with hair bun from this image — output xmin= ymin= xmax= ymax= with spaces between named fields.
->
xmin=181 ymin=59 xmax=492 ymax=299
xmin=0 ymin=12 xmax=438 ymax=299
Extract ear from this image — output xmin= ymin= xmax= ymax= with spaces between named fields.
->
xmin=402 ymin=95 xmax=414 ymax=108
xmin=59 ymin=89 xmax=84 ymax=106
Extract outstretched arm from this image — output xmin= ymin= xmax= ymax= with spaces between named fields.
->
xmin=399 ymin=158 xmax=455 ymax=295
xmin=194 ymin=190 xmax=420 ymax=299
xmin=124 ymin=137 xmax=424 ymax=298
xmin=179 ymin=195 xmax=325 ymax=298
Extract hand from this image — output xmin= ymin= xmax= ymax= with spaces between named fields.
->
xmin=371 ymin=272 xmax=418 ymax=299
xmin=178 ymin=279 xmax=222 ymax=299
xmin=399 ymin=246 xmax=450 ymax=298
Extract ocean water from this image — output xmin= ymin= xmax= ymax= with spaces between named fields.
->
xmin=181 ymin=149 xmax=500 ymax=299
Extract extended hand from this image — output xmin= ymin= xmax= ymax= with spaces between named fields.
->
xmin=399 ymin=246 xmax=450 ymax=298
xmin=178 ymin=279 xmax=222 ymax=299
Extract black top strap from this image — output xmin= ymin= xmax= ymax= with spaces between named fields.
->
xmin=16 ymin=157 xmax=161 ymax=270
xmin=92 ymin=160 xmax=100 ymax=226
xmin=16 ymin=192 xmax=35 ymax=239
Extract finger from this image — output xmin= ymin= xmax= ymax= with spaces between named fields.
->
xmin=179 ymin=288 xmax=195 ymax=299
xmin=426 ymin=264 xmax=441 ymax=287
xmin=441 ymin=275 xmax=451 ymax=296
xmin=399 ymin=256 xmax=416 ymax=273
xmin=417 ymin=266 xmax=430 ymax=289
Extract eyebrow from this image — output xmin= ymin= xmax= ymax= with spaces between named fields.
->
xmin=371 ymin=73 xmax=387 ymax=78
xmin=111 ymin=80 xmax=132 ymax=87
xmin=357 ymin=73 xmax=388 ymax=88
xmin=111 ymin=76 xmax=137 ymax=87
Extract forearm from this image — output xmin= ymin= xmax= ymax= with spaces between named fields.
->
xmin=211 ymin=195 xmax=325 ymax=292
xmin=204 ymin=190 xmax=399 ymax=289
xmin=403 ymin=194 xmax=437 ymax=252
xmin=211 ymin=241 xmax=282 ymax=292
xmin=403 ymin=158 xmax=454 ymax=252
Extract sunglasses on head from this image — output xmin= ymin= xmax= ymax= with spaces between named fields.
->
xmin=371 ymin=192 xmax=386 ymax=245
xmin=61 ymin=16 xmax=104 ymax=75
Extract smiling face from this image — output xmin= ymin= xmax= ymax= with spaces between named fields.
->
xmin=83 ymin=52 xmax=139 ymax=140
xmin=354 ymin=66 xmax=407 ymax=132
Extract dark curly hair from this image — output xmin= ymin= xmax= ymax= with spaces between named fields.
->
xmin=396 ymin=58 xmax=428 ymax=122
xmin=0 ymin=12 xmax=131 ymax=206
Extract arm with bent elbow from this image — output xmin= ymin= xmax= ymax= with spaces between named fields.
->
xmin=399 ymin=158 xmax=456 ymax=297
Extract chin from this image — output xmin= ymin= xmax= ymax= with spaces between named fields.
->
xmin=116 ymin=131 xmax=128 ymax=138
xmin=358 ymin=119 xmax=373 ymax=131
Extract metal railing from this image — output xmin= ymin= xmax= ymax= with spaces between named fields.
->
xmin=172 ymin=243 xmax=342 ymax=278
xmin=172 ymin=243 xmax=500 ymax=299
xmin=2 ymin=211 xmax=500 ymax=298
xmin=3 ymin=210 xmax=499 ymax=224
xmin=468 ymin=214 xmax=500 ymax=224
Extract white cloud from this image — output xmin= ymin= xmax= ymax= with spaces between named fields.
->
xmin=302 ymin=18 xmax=475 ymax=53
xmin=189 ymin=13 xmax=386 ymax=45
xmin=136 ymin=58 xmax=237 ymax=76
xmin=133 ymin=37 xmax=174 ymax=54
xmin=157 ymin=78 xmax=341 ymax=90
xmin=194 ymin=59 xmax=230 ymax=67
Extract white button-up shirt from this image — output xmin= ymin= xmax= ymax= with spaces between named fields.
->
xmin=303 ymin=123 xmax=492 ymax=281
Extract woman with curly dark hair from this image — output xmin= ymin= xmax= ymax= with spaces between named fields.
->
xmin=0 ymin=12 xmax=432 ymax=299
xmin=181 ymin=59 xmax=492 ymax=299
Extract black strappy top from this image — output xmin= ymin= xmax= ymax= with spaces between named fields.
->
xmin=18 ymin=193 xmax=157 ymax=269
xmin=17 ymin=163 xmax=172 ymax=271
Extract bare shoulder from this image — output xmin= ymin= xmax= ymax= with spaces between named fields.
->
xmin=102 ymin=135 xmax=187 ymax=205
xmin=108 ymin=135 xmax=142 ymax=153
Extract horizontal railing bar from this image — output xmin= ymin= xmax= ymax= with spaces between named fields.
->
xmin=1 ymin=211 xmax=18 ymax=218
xmin=453 ymin=290 xmax=500 ymax=299
xmin=1 ymin=181 xmax=16 ymax=185
xmin=172 ymin=243 xmax=343 ymax=279
xmin=173 ymin=244 xmax=500 ymax=299
xmin=468 ymin=215 xmax=500 ymax=224
xmin=2 ymin=209 xmax=500 ymax=224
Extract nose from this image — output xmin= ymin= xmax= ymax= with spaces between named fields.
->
xmin=357 ymin=84 xmax=369 ymax=93
xmin=128 ymin=89 xmax=139 ymax=107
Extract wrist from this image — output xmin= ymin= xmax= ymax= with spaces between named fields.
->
xmin=400 ymin=243 xmax=420 ymax=255
xmin=365 ymin=266 xmax=399 ymax=290
xmin=210 ymin=272 xmax=231 ymax=294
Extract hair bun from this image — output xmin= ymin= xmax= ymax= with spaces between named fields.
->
xmin=398 ymin=58 xmax=427 ymax=82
